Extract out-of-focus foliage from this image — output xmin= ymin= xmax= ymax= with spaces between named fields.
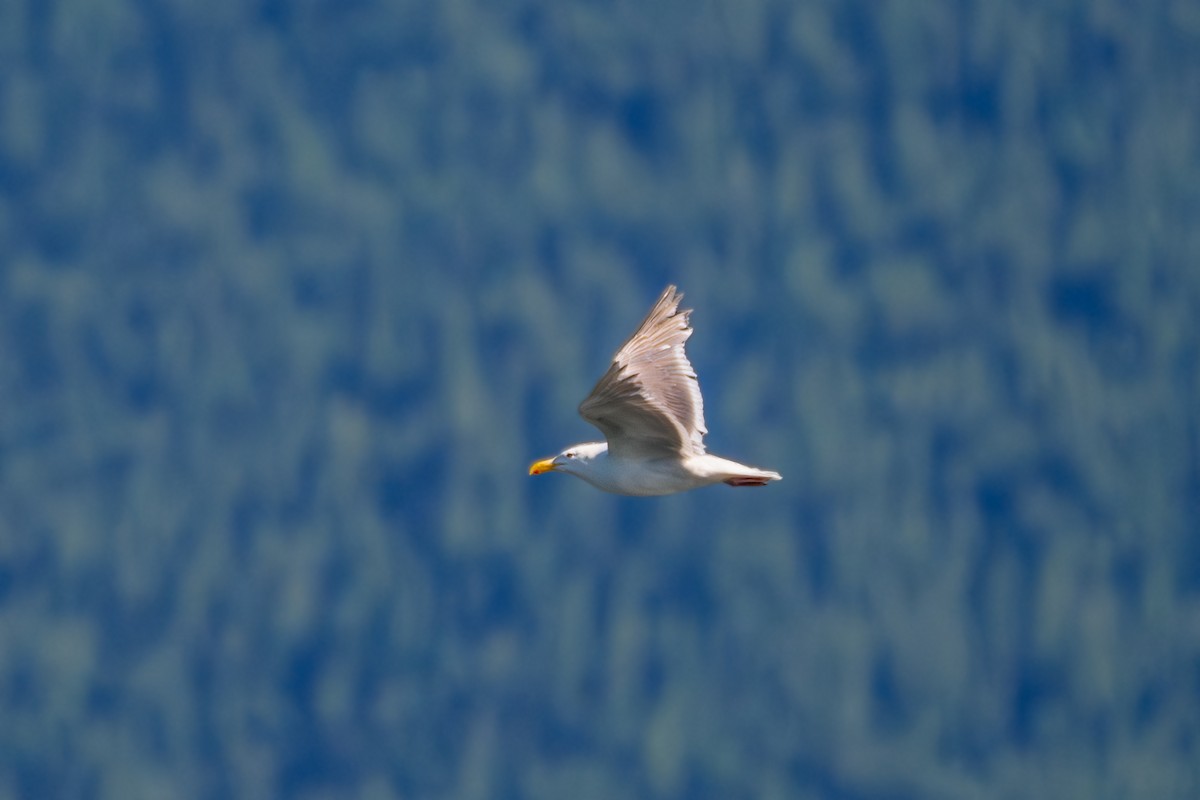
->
xmin=1 ymin=0 xmax=1198 ymax=797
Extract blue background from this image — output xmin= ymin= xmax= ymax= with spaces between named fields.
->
xmin=2 ymin=0 xmax=1198 ymax=797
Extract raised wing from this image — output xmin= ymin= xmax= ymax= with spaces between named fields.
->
xmin=578 ymin=285 xmax=708 ymax=459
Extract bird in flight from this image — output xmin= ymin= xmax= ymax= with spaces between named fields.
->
xmin=529 ymin=285 xmax=781 ymax=495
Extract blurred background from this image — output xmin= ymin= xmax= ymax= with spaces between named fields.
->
xmin=2 ymin=0 xmax=1199 ymax=798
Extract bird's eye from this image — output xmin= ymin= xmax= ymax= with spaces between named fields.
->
xmin=566 ymin=452 xmax=575 ymax=459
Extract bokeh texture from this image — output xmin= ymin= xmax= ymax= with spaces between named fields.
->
xmin=2 ymin=0 xmax=1199 ymax=797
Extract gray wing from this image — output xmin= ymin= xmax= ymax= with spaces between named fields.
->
xmin=578 ymin=285 xmax=708 ymax=459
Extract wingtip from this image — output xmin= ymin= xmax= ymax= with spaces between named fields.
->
xmin=659 ymin=285 xmax=692 ymax=324
xmin=642 ymin=285 xmax=688 ymax=328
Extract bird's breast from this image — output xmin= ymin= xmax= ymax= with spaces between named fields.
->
xmin=583 ymin=455 xmax=709 ymax=496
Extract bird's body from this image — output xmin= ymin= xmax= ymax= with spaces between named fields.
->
xmin=529 ymin=285 xmax=781 ymax=496
xmin=547 ymin=444 xmax=781 ymax=496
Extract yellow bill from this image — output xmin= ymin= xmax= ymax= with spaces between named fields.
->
xmin=528 ymin=457 xmax=557 ymax=476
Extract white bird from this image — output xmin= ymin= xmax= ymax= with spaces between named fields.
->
xmin=529 ymin=285 xmax=782 ymax=495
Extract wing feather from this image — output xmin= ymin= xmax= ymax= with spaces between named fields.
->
xmin=578 ymin=286 xmax=708 ymax=459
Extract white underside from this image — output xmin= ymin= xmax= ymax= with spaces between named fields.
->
xmin=573 ymin=452 xmax=782 ymax=496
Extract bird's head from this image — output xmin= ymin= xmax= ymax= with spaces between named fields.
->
xmin=528 ymin=441 xmax=608 ymax=478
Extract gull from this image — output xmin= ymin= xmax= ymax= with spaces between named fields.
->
xmin=528 ymin=285 xmax=782 ymax=496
